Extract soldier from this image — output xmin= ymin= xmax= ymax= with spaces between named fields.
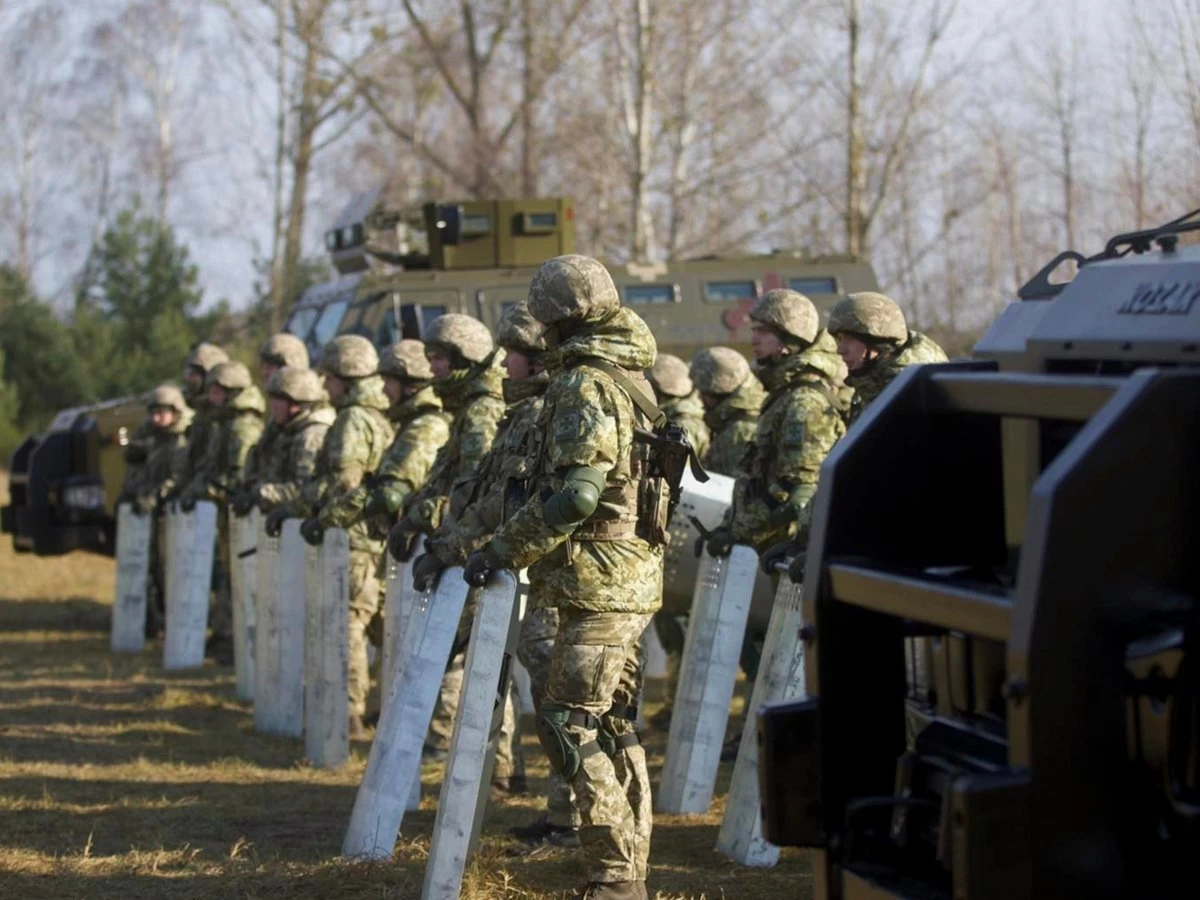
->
xmin=828 ymin=291 xmax=949 ymax=427
xmin=173 ymin=342 xmax=229 ymax=499
xmin=234 ymin=333 xmax=312 ymax=516
xmin=179 ymin=361 xmax=266 ymax=663
xmin=384 ymin=314 xmax=505 ymax=760
xmin=647 ymin=353 xmax=710 ymax=462
xmin=703 ymin=289 xmax=847 ymax=559
xmin=254 ymin=367 xmax=335 ymax=516
xmin=118 ymin=384 xmax=194 ymax=634
xmin=690 ymin=347 xmax=765 ymax=478
xmin=411 ymin=305 xmax=551 ymax=799
xmin=321 ymin=339 xmax=450 ymax=530
xmin=281 ymin=335 xmax=393 ymax=737
xmin=464 ymin=255 xmax=664 ymax=900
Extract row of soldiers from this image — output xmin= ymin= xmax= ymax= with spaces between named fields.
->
xmin=118 ymin=253 xmax=945 ymax=900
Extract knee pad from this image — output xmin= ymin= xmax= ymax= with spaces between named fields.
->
xmin=536 ymin=705 xmax=583 ymax=779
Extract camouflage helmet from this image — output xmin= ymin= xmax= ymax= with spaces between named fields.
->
xmin=206 ymin=361 xmax=253 ymax=391
xmin=259 ymin=332 xmax=310 ymax=369
xmin=319 ymin=334 xmax=379 ymax=379
xmin=749 ymin=289 xmax=819 ymax=346
xmin=527 ymin=255 xmax=620 ymax=326
xmin=828 ymin=292 xmax=909 ymax=345
xmin=496 ymin=302 xmax=548 ymax=354
xmin=380 ymin=339 xmax=434 ymax=381
xmin=691 ymin=347 xmax=751 ymax=397
xmin=146 ymin=384 xmax=187 ymax=414
xmin=267 ymin=366 xmax=325 ymax=403
xmin=185 ymin=342 xmax=228 ymax=374
xmin=647 ymin=354 xmax=693 ymax=399
xmin=424 ymin=314 xmax=494 ymax=365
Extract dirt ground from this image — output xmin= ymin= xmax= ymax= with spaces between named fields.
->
xmin=0 ymin=481 xmax=812 ymax=899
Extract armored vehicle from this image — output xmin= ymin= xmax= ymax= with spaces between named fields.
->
xmin=2 ymin=190 xmax=877 ymax=556
xmin=758 ymin=212 xmax=1200 ymax=898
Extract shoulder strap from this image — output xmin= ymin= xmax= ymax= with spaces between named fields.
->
xmin=578 ymin=357 xmax=667 ymax=429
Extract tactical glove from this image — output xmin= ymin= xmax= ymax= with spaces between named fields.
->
xmin=264 ymin=507 xmax=289 ymax=538
xmin=387 ymin=521 xmax=421 ymax=562
xmin=300 ymin=517 xmax=325 ymax=547
xmin=124 ymin=443 xmax=149 ymax=465
xmin=178 ymin=491 xmax=198 ymax=513
xmin=363 ymin=482 xmax=408 ymax=519
xmin=412 ymin=551 xmax=448 ymax=593
xmin=230 ymin=490 xmax=258 ymax=517
xmin=705 ymin=528 xmax=736 ymax=558
xmin=760 ymin=540 xmax=795 ymax=576
xmin=463 ymin=549 xmax=499 ymax=587
xmin=786 ymin=551 xmax=808 ymax=585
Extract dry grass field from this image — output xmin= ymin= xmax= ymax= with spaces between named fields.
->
xmin=0 ymin=477 xmax=812 ymax=899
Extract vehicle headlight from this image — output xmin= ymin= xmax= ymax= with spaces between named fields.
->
xmin=63 ymin=484 xmax=106 ymax=510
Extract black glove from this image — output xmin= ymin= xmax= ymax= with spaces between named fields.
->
xmin=463 ymin=549 xmax=498 ymax=587
xmin=412 ymin=552 xmax=448 ymax=593
xmin=300 ymin=517 xmax=325 ymax=546
xmin=264 ymin=507 xmax=289 ymax=537
xmin=760 ymin=540 xmax=794 ymax=576
xmin=705 ymin=528 xmax=736 ymax=558
xmin=230 ymin=490 xmax=258 ymax=517
xmin=786 ymin=551 xmax=808 ymax=585
xmin=387 ymin=521 xmax=420 ymax=562
xmin=179 ymin=492 xmax=198 ymax=513
xmin=124 ymin=443 xmax=149 ymax=465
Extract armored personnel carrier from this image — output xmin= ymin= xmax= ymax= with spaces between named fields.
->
xmin=2 ymin=190 xmax=877 ymax=556
xmin=758 ymin=212 xmax=1200 ymax=898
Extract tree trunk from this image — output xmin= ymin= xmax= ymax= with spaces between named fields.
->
xmin=628 ymin=0 xmax=655 ymax=261
xmin=280 ymin=28 xmax=318 ymax=328
xmin=845 ymin=0 xmax=866 ymax=257
xmin=269 ymin=0 xmax=289 ymax=328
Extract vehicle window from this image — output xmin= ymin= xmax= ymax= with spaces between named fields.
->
xmin=704 ymin=280 xmax=757 ymax=303
xmin=397 ymin=304 xmax=448 ymax=339
xmin=788 ymin=277 xmax=838 ymax=295
xmin=285 ymin=307 xmax=319 ymax=342
xmin=623 ymin=284 xmax=679 ymax=305
xmin=310 ymin=299 xmax=350 ymax=349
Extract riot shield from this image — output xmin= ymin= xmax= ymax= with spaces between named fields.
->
xmin=253 ymin=519 xmax=305 ymax=737
xmin=111 ymin=503 xmax=151 ymax=653
xmin=305 ymin=527 xmax=350 ymax=768
xmin=229 ymin=510 xmax=259 ymax=700
xmin=163 ymin=501 xmax=216 ymax=670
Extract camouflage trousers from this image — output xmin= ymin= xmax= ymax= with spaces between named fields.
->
xmin=544 ymin=609 xmax=654 ymax=883
xmin=517 ymin=606 xmax=579 ymax=828
xmin=428 ymin=648 xmax=526 ymax=781
xmin=348 ymin=550 xmax=383 ymax=718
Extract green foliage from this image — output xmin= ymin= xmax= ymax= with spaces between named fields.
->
xmin=0 ymin=348 xmax=23 ymax=461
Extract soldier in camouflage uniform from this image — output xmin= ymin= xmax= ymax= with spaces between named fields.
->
xmin=829 ymin=291 xmax=949 ymax=427
xmin=690 ymin=347 xmax=764 ymax=478
xmin=324 ymin=340 xmax=450 ymax=531
xmin=179 ymin=361 xmax=266 ymax=662
xmin=254 ymin=367 xmax=335 ymax=515
xmin=411 ymin=306 xmax=550 ymax=799
xmin=233 ymin=333 xmax=311 ymax=516
xmin=173 ymin=342 xmax=229 ymax=499
xmin=466 ymin=255 xmax=664 ymax=900
xmin=704 ymin=289 xmax=847 ymax=559
xmin=118 ymin=385 xmax=194 ymax=634
xmin=647 ymin=354 xmax=710 ymax=461
xmin=384 ymin=314 xmax=505 ymax=759
xmin=284 ymin=336 xmax=394 ymax=736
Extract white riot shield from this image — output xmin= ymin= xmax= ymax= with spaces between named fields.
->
xmin=716 ymin=572 xmax=806 ymax=866
xmin=380 ymin=554 xmax=424 ymax=811
xmin=163 ymin=501 xmax=216 ymax=670
xmin=305 ymin=528 xmax=350 ymax=768
xmin=342 ymin=566 xmax=469 ymax=859
xmin=229 ymin=510 xmax=258 ymax=700
xmin=658 ymin=544 xmax=757 ymax=815
xmin=111 ymin=503 xmax=151 ymax=653
xmin=422 ymin=570 xmax=520 ymax=900
xmin=254 ymin=519 xmax=305 ymax=737
xmin=662 ymin=470 xmax=735 ymax=617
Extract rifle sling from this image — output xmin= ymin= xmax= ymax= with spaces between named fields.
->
xmin=577 ymin=358 xmax=668 ymax=429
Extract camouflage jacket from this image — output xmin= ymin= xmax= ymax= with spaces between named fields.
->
xmin=129 ymin=409 xmax=194 ymax=507
xmin=731 ymin=331 xmax=847 ymax=551
xmin=403 ymin=361 xmax=506 ymax=533
xmin=186 ymin=387 xmax=266 ymax=502
xmin=323 ymin=385 xmax=451 ymax=528
xmin=660 ymin=391 xmax=711 ymax=463
xmin=430 ymin=374 xmax=548 ymax=565
xmin=256 ymin=404 xmax=336 ymax=511
xmin=178 ymin=395 xmax=219 ymax=491
xmin=844 ymin=331 xmax=948 ymax=426
xmin=243 ymin=420 xmax=281 ymax=489
xmin=303 ymin=375 xmax=393 ymax=551
xmin=488 ymin=307 xmax=664 ymax=614
xmin=702 ymin=375 xmax=764 ymax=478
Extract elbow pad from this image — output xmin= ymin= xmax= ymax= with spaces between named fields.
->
xmin=543 ymin=466 xmax=606 ymax=535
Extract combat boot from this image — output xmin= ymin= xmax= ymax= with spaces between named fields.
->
xmin=579 ymin=881 xmax=648 ymax=900
xmin=205 ymin=635 xmax=235 ymax=666
xmin=509 ymin=814 xmax=581 ymax=849
xmin=491 ymin=773 xmax=529 ymax=798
